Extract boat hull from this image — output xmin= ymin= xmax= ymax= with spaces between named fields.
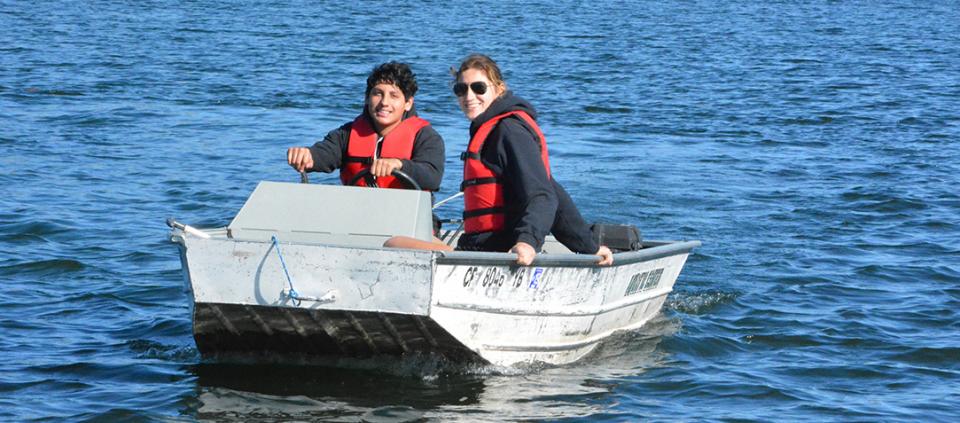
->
xmin=429 ymin=253 xmax=688 ymax=365
xmin=173 ymin=231 xmax=698 ymax=367
xmin=193 ymin=303 xmax=482 ymax=362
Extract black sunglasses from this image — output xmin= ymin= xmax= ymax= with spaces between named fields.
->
xmin=453 ymin=81 xmax=488 ymax=97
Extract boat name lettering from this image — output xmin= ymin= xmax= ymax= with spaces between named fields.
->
xmin=625 ymin=268 xmax=664 ymax=296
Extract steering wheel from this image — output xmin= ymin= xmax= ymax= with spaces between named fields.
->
xmin=346 ymin=168 xmax=421 ymax=190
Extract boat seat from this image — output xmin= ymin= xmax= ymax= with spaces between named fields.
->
xmin=226 ymin=181 xmax=434 ymax=248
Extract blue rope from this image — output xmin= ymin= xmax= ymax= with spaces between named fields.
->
xmin=271 ymin=235 xmax=301 ymax=306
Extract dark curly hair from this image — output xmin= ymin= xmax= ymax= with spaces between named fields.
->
xmin=365 ymin=62 xmax=418 ymax=100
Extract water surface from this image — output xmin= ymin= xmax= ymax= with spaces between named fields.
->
xmin=1 ymin=1 xmax=959 ymax=421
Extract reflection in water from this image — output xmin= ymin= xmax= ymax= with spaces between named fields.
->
xmin=185 ymin=315 xmax=680 ymax=421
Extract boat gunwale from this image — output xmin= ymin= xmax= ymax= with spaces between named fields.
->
xmin=436 ymin=240 xmax=701 ymax=267
xmin=172 ymin=225 xmax=700 ymax=268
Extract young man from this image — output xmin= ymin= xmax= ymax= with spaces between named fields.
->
xmin=287 ymin=62 xmax=444 ymax=190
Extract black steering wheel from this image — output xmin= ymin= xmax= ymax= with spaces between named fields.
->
xmin=346 ymin=168 xmax=421 ymax=190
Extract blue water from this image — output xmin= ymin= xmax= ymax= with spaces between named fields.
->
xmin=2 ymin=1 xmax=959 ymax=421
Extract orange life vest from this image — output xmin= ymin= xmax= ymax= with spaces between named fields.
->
xmin=461 ymin=111 xmax=551 ymax=233
xmin=339 ymin=114 xmax=430 ymax=188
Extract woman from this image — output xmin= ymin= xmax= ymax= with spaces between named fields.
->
xmin=386 ymin=54 xmax=612 ymax=266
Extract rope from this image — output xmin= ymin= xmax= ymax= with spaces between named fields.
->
xmin=271 ymin=235 xmax=301 ymax=306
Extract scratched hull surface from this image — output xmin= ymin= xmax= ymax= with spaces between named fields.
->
xmin=173 ymin=228 xmax=698 ymax=367
xmin=431 ymin=255 xmax=688 ymax=365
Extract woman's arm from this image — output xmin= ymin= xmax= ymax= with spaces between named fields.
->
xmin=489 ymin=118 xmax=558 ymax=252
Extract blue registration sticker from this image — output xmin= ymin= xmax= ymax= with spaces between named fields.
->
xmin=529 ymin=268 xmax=544 ymax=289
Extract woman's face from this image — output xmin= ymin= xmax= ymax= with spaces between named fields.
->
xmin=456 ymin=68 xmax=501 ymax=121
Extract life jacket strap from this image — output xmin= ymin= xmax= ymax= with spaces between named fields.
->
xmin=343 ymin=156 xmax=374 ymax=165
xmin=463 ymin=206 xmax=507 ymax=218
xmin=460 ymin=177 xmax=499 ymax=191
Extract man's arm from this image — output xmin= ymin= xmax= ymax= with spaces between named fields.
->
xmin=307 ymin=122 xmax=352 ymax=173
xmin=397 ymin=125 xmax=445 ymax=191
xmin=288 ymin=122 xmax=351 ymax=173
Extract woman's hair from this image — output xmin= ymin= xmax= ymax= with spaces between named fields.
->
xmin=366 ymin=62 xmax=418 ymax=100
xmin=452 ymin=54 xmax=508 ymax=94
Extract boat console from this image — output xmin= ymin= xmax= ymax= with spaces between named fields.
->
xmin=226 ymin=181 xmax=435 ymax=248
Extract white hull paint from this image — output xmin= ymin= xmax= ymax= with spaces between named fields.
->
xmin=431 ymin=256 xmax=686 ymax=365
xmin=170 ymin=181 xmax=699 ymax=367
xmin=174 ymin=230 xmax=696 ymax=367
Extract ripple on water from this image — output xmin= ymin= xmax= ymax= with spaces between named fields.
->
xmin=20 ymin=88 xmax=86 ymax=97
xmin=742 ymin=333 xmax=828 ymax=349
xmin=583 ymin=105 xmax=632 ymax=114
xmin=856 ymin=197 xmax=929 ymax=213
xmin=0 ymin=259 xmax=86 ymax=277
xmin=781 ymin=116 xmax=834 ymax=125
xmin=361 ymin=406 xmax=425 ymax=423
xmin=0 ymin=220 xmax=73 ymax=239
xmin=30 ymin=361 xmax=186 ymax=385
xmin=885 ymin=346 xmax=960 ymax=370
xmin=0 ymin=379 xmax=94 ymax=404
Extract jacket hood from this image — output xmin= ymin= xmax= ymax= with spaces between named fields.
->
xmin=470 ymin=91 xmax=537 ymax=134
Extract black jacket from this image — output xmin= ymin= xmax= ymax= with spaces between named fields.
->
xmin=306 ymin=108 xmax=445 ymax=191
xmin=457 ymin=92 xmax=599 ymax=254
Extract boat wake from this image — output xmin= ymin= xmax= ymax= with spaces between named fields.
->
xmin=665 ymin=289 xmax=739 ymax=315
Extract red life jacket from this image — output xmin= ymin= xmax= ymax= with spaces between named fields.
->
xmin=339 ymin=114 xmax=430 ymax=188
xmin=461 ymin=111 xmax=551 ymax=233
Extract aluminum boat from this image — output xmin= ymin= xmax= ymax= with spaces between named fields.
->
xmin=169 ymin=181 xmax=699 ymax=366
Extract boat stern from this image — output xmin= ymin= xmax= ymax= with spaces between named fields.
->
xmin=173 ymin=233 xmax=481 ymax=362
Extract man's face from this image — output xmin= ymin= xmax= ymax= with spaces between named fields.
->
xmin=366 ymin=81 xmax=413 ymax=133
